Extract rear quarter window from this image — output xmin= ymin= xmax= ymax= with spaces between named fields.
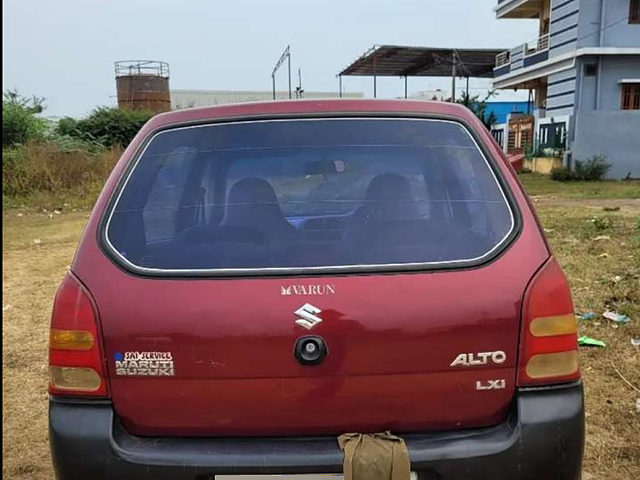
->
xmin=103 ymin=118 xmax=516 ymax=275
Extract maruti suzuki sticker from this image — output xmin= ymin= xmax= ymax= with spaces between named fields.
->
xmin=115 ymin=351 xmax=175 ymax=376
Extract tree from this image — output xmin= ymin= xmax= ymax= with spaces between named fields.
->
xmin=2 ymin=90 xmax=47 ymax=147
xmin=3 ymin=89 xmax=45 ymax=113
xmin=456 ymin=90 xmax=498 ymax=130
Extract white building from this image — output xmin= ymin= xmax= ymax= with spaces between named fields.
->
xmin=171 ymin=90 xmax=363 ymax=110
xmin=407 ymin=89 xmax=449 ymax=102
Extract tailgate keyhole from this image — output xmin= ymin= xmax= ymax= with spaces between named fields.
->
xmin=294 ymin=336 xmax=328 ymax=365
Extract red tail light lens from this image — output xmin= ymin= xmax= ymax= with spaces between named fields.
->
xmin=518 ymin=257 xmax=580 ymax=386
xmin=48 ymin=273 xmax=109 ymax=397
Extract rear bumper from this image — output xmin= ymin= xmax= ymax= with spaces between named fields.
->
xmin=50 ymin=381 xmax=584 ymax=480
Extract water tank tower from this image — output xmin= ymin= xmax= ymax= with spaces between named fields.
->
xmin=115 ymin=60 xmax=171 ymax=113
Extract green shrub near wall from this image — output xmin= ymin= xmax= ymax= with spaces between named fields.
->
xmin=551 ymin=156 xmax=612 ymax=182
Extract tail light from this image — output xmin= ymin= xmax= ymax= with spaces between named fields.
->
xmin=48 ymin=273 xmax=109 ymax=397
xmin=518 ymin=257 xmax=580 ymax=386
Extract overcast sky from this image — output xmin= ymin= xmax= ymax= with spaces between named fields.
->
xmin=3 ymin=0 xmax=537 ymax=117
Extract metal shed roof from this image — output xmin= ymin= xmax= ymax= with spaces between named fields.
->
xmin=339 ymin=45 xmax=505 ymax=78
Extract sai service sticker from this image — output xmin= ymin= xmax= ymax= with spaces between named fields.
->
xmin=115 ymin=351 xmax=175 ymax=376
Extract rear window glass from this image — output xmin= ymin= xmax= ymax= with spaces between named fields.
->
xmin=105 ymin=118 xmax=515 ymax=273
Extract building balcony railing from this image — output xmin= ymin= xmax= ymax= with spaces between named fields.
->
xmin=525 ymin=33 xmax=549 ymax=57
xmin=495 ymin=0 xmax=547 ymax=19
xmin=496 ymin=51 xmax=511 ymax=68
xmin=494 ymin=33 xmax=550 ymax=77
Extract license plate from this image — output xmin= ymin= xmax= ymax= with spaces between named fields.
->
xmin=216 ymin=477 xmax=343 ymax=479
xmin=217 ymin=474 xmax=418 ymax=479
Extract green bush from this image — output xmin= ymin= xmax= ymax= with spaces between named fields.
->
xmin=48 ymin=118 xmax=106 ymax=154
xmin=2 ymin=90 xmax=47 ymax=147
xmin=550 ymin=166 xmax=574 ymax=181
xmin=593 ymin=216 xmax=614 ymax=231
xmin=551 ymin=155 xmax=611 ymax=182
xmin=573 ymin=155 xmax=611 ymax=181
xmin=60 ymin=107 xmax=154 ymax=148
xmin=55 ymin=116 xmax=79 ymax=137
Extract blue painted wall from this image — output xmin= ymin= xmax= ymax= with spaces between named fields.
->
xmin=550 ymin=0 xmax=580 ymax=57
xmin=573 ymin=111 xmax=640 ymax=179
xmin=576 ymin=56 xmax=640 ymax=112
xmin=578 ymin=0 xmax=640 ymax=49
xmin=483 ymin=101 xmax=530 ymax=124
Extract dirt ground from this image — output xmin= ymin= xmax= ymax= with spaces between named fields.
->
xmin=3 ymin=178 xmax=640 ymax=479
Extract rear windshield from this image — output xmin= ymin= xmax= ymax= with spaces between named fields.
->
xmin=105 ymin=118 xmax=515 ymax=273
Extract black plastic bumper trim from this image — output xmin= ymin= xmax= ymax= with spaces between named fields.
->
xmin=50 ymin=381 xmax=584 ymax=480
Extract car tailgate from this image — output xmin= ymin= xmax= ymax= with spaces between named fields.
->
xmin=87 ymin=257 xmax=543 ymax=437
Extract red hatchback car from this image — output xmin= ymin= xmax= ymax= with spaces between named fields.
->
xmin=48 ymin=100 xmax=584 ymax=480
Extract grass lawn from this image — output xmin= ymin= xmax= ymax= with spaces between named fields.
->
xmin=2 ymin=175 xmax=639 ymax=479
xmin=519 ymin=172 xmax=640 ymax=199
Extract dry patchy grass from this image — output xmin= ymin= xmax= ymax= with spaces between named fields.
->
xmin=2 ymin=180 xmax=640 ymax=479
xmin=2 ymin=143 xmax=122 ymax=211
xmin=535 ymin=201 xmax=640 ymax=478
xmin=3 ymin=211 xmax=89 ymax=480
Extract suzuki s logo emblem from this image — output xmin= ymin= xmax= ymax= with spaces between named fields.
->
xmin=294 ymin=303 xmax=323 ymax=330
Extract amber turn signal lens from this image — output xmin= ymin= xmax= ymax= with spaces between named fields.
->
xmin=530 ymin=314 xmax=577 ymax=337
xmin=50 ymin=329 xmax=95 ymax=351
xmin=50 ymin=366 xmax=102 ymax=392
xmin=525 ymin=351 xmax=579 ymax=379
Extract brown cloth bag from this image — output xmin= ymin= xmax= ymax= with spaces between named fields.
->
xmin=338 ymin=431 xmax=411 ymax=480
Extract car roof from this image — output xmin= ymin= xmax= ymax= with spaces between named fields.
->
xmin=146 ymin=99 xmax=481 ymax=130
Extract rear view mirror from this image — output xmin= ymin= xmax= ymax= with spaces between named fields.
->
xmin=304 ymin=160 xmax=346 ymax=175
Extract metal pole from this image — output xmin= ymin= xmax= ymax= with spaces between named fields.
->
xmin=287 ymin=49 xmax=292 ymax=100
xmin=339 ymin=75 xmax=343 ymax=98
xmin=595 ymin=0 xmax=605 ymax=109
xmin=272 ymin=45 xmax=292 ymax=100
xmin=451 ymin=51 xmax=456 ymax=102
xmin=404 ymin=76 xmax=408 ymax=99
xmin=373 ymin=57 xmax=377 ymax=98
xmin=466 ymin=76 xmax=469 ymax=102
